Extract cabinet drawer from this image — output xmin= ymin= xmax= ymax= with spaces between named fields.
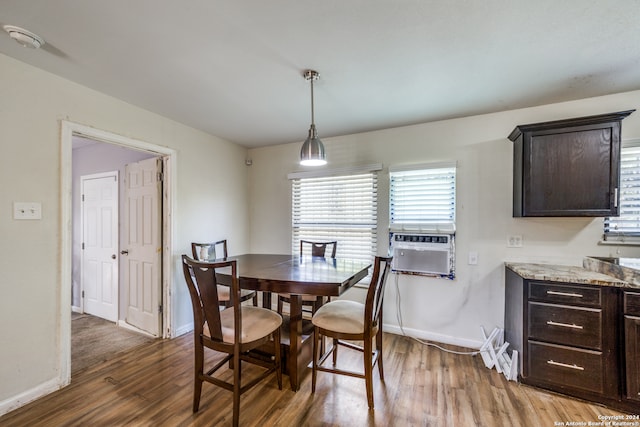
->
xmin=528 ymin=341 xmax=604 ymax=394
xmin=529 ymin=281 xmax=601 ymax=306
xmin=528 ymin=302 xmax=602 ymax=350
xmin=624 ymin=292 xmax=640 ymax=316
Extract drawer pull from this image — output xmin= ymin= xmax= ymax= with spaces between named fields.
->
xmin=546 ymin=290 xmax=583 ymax=298
xmin=547 ymin=360 xmax=585 ymax=371
xmin=546 ymin=320 xmax=584 ymax=330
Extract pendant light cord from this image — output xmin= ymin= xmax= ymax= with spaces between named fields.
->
xmin=310 ymin=77 xmax=315 ymax=126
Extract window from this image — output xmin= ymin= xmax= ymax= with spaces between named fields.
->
xmin=604 ymin=142 xmax=640 ymax=238
xmin=389 ymin=163 xmax=457 ymax=278
xmin=389 ymin=162 xmax=457 ymax=232
xmin=290 ymin=166 xmax=379 ymax=262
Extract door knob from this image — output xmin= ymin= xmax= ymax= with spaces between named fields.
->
xmin=111 ymin=254 xmax=116 ymax=259
xmin=120 ymin=250 xmax=129 ymax=255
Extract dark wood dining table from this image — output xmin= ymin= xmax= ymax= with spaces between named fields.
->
xmin=224 ymin=254 xmax=371 ymax=391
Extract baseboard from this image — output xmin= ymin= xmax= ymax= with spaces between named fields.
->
xmin=71 ymin=305 xmax=82 ymax=313
xmin=174 ymin=322 xmax=193 ymax=338
xmin=172 ymin=320 xmax=481 ymax=349
xmin=116 ymin=320 xmax=157 ymax=338
xmin=0 ymin=376 xmax=67 ymax=417
xmin=384 ymin=323 xmax=483 ymax=350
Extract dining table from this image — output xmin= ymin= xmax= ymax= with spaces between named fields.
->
xmin=222 ymin=253 xmax=371 ymax=391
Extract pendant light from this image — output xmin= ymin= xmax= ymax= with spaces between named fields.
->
xmin=300 ymin=69 xmax=327 ymax=166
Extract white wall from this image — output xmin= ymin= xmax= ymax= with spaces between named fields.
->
xmin=0 ymin=53 xmax=249 ymax=412
xmin=247 ymin=90 xmax=640 ymax=348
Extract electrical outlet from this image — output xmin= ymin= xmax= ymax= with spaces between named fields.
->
xmin=507 ymin=235 xmax=523 ymax=248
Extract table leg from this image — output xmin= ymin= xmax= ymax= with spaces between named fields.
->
xmin=289 ymin=294 xmax=303 ymax=391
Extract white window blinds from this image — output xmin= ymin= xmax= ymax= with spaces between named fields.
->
xmin=605 ymin=144 xmax=640 ymax=237
xmin=291 ymin=172 xmax=378 ymax=262
xmin=389 ymin=163 xmax=456 ymax=232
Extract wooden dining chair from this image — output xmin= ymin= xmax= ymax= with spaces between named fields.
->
xmin=300 ymin=239 xmax=337 ymax=258
xmin=191 ymin=240 xmax=258 ymax=307
xmin=277 ymin=240 xmax=338 ymax=316
xmin=182 ymin=255 xmax=283 ymax=427
xmin=311 ymin=255 xmax=392 ymax=409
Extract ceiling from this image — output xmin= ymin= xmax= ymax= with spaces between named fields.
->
xmin=2 ymin=1 xmax=640 ymax=148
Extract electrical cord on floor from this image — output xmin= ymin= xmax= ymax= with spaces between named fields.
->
xmin=394 ymin=272 xmax=480 ymax=356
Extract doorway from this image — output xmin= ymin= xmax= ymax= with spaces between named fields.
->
xmin=60 ymin=121 xmax=176 ymax=386
xmin=76 ymin=155 xmax=165 ymax=337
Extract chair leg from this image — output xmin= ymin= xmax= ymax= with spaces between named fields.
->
xmin=364 ymin=337 xmax=374 ymax=409
xmin=312 ymin=296 xmax=322 ymax=315
xmin=252 ymin=292 xmax=258 ymax=306
xmin=232 ymin=351 xmax=241 ymax=427
xmin=311 ymin=326 xmax=319 ymax=393
xmin=376 ymin=327 xmax=384 ymax=380
xmin=193 ymin=343 xmax=204 ymax=412
xmin=277 ymin=296 xmax=283 ymax=314
xmin=274 ymin=328 xmax=282 ymax=390
xmin=332 ymin=338 xmax=339 ymax=366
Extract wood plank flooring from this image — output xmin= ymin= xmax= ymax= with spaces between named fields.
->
xmin=71 ymin=313 xmax=155 ymax=375
xmin=0 ymin=333 xmax=629 ymax=426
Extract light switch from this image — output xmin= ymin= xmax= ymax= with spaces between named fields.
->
xmin=468 ymin=251 xmax=478 ymax=265
xmin=13 ymin=202 xmax=42 ymax=220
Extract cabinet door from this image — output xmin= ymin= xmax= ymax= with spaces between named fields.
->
xmin=625 ymin=315 xmax=640 ymax=402
xmin=524 ymin=123 xmax=619 ymax=217
xmin=509 ymin=110 xmax=634 ymax=217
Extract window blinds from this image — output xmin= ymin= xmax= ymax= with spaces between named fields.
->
xmin=605 ymin=144 xmax=640 ymax=236
xmin=389 ymin=164 xmax=456 ymax=232
xmin=291 ymin=172 xmax=378 ymax=262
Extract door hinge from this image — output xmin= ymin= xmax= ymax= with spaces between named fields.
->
xmin=82 ymin=242 xmax=85 ymax=250
xmin=157 ymin=172 xmax=163 ymax=182
xmin=158 ymin=304 xmax=163 ymax=314
xmin=82 ymin=290 xmax=85 ymax=298
xmin=82 ymin=194 xmax=85 ymax=202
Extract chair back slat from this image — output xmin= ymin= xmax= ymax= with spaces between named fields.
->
xmin=300 ymin=240 xmax=338 ymax=258
xmin=365 ymin=256 xmax=393 ymax=332
xmin=182 ymin=255 xmax=238 ymax=342
xmin=191 ymin=240 xmax=228 ymax=261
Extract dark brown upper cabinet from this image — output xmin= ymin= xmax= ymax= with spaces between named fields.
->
xmin=509 ymin=110 xmax=634 ymax=217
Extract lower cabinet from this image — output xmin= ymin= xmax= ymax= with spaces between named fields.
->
xmin=624 ymin=291 xmax=640 ymax=403
xmin=505 ymin=267 xmax=638 ymax=412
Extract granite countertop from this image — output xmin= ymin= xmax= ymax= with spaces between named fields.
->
xmin=583 ymin=256 xmax=640 ymax=287
xmin=505 ymin=262 xmax=631 ymax=287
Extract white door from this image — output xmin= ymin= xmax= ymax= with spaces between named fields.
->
xmin=81 ymin=172 xmax=119 ymax=322
xmin=123 ymin=157 xmax=162 ymax=336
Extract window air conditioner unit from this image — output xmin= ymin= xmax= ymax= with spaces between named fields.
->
xmin=389 ymin=233 xmax=454 ymax=277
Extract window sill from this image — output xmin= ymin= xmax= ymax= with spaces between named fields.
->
xmin=598 ymin=239 xmax=640 ymax=247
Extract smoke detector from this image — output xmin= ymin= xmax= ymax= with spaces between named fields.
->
xmin=3 ymin=25 xmax=45 ymax=48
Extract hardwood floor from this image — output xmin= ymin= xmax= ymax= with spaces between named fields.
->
xmin=71 ymin=313 xmax=155 ymax=375
xmin=0 ymin=333 xmax=628 ymax=426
